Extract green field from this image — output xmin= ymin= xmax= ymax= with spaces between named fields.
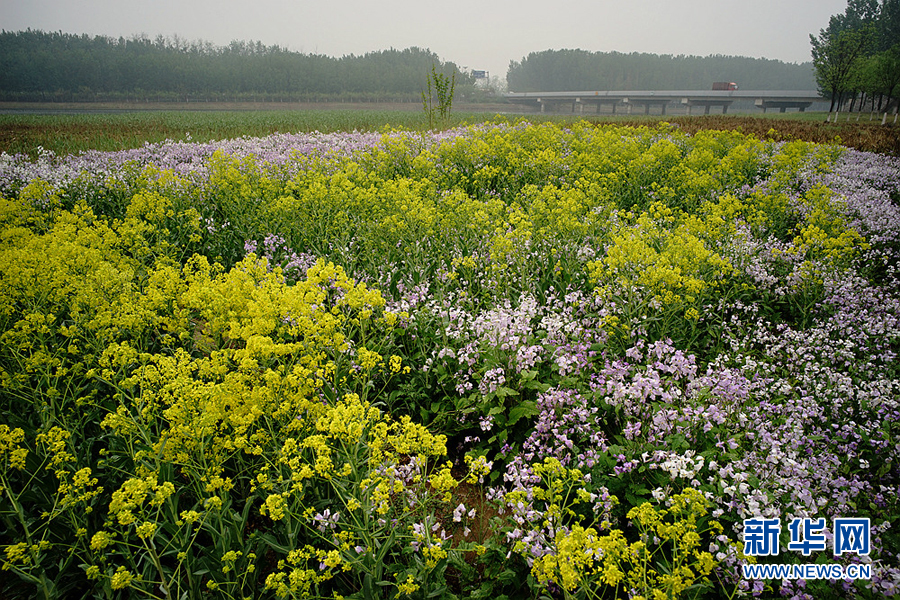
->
xmin=1 ymin=107 xmax=898 ymax=158
xmin=0 ymin=109 xmax=476 ymax=157
xmin=1 ymin=110 xmax=899 ymax=599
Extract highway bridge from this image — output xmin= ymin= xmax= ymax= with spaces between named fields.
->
xmin=504 ymin=90 xmax=826 ymax=115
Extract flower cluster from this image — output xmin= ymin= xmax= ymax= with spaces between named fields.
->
xmin=1 ymin=118 xmax=898 ymax=599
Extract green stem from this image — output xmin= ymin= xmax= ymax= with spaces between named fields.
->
xmin=1 ymin=473 xmax=52 ymax=598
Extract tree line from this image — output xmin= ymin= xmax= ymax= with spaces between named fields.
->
xmin=506 ymin=50 xmax=819 ymax=92
xmin=810 ymin=0 xmax=900 ymax=114
xmin=0 ymin=30 xmax=477 ymax=103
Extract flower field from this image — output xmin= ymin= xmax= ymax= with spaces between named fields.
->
xmin=1 ymin=118 xmax=899 ymax=599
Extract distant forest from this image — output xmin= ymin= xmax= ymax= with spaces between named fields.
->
xmin=1 ymin=30 xmax=825 ymax=103
xmin=0 ymin=30 xmax=476 ymax=102
xmin=507 ymin=49 xmax=818 ymax=92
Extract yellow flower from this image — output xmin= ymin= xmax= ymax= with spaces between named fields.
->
xmin=9 ymin=447 xmax=28 ymax=470
xmin=601 ymin=562 xmax=625 ymax=586
xmin=180 ymin=510 xmax=201 ymax=524
xmin=90 ymin=531 xmax=114 ymax=551
xmin=135 ymin=521 xmax=157 ymax=539
xmin=323 ymin=550 xmax=341 ymax=569
xmin=262 ymin=493 xmax=287 ymax=521
xmin=429 ymin=462 xmax=458 ymax=501
xmin=395 ymin=574 xmax=419 ymax=597
xmin=4 ymin=543 xmax=28 ymax=564
xmin=110 ymin=566 xmax=133 ymax=590
xmin=222 ymin=550 xmax=242 ymax=562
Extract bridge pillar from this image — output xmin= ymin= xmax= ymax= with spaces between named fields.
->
xmin=625 ymin=99 xmax=670 ymax=115
xmin=681 ymin=99 xmax=733 ymax=115
xmin=755 ymin=99 xmax=813 ymax=113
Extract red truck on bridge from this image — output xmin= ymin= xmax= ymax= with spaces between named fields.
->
xmin=712 ymin=82 xmax=739 ymax=91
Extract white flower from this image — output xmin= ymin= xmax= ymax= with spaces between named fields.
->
xmin=453 ymin=504 xmax=466 ymax=523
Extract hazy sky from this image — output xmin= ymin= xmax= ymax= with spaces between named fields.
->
xmin=2 ymin=0 xmax=848 ymax=82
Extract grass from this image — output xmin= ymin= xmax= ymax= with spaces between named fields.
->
xmin=0 ymin=110 xmax=499 ymax=157
xmin=1 ymin=107 xmax=898 ymax=158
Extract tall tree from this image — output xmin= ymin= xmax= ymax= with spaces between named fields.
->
xmin=865 ymin=44 xmax=900 ymax=111
xmin=810 ymin=22 xmax=875 ymax=111
xmin=878 ymin=0 xmax=900 ymax=52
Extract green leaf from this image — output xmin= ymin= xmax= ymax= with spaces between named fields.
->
xmin=495 ymin=386 xmax=519 ymax=398
xmin=507 ymin=400 xmax=538 ymax=425
xmin=488 ymin=428 xmax=508 ymax=445
xmin=497 ymin=569 xmax=518 ymax=584
xmin=257 ymin=533 xmax=289 ymax=553
xmin=524 ymin=379 xmax=551 ymax=393
xmin=363 ymin=574 xmax=375 ymax=600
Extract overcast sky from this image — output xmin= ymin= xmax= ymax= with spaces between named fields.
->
xmin=2 ymin=0 xmax=848 ymax=82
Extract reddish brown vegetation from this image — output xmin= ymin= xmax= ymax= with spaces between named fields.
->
xmin=616 ymin=115 xmax=900 ymax=156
